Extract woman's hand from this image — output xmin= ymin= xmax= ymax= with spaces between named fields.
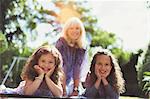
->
xmin=45 ymin=66 xmax=55 ymax=77
xmin=70 ymin=90 xmax=78 ymax=96
xmin=63 ymin=91 xmax=67 ymax=96
xmin=34 ymin=65 xmax=45 ymax=76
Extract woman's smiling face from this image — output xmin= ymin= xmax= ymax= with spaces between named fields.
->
xmin=67 ymin=24 xmax=81 ymax=41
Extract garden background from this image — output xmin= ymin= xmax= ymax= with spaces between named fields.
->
xmin=0 ymin=0 xmax=150 ymax=98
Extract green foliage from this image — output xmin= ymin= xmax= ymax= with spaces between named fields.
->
xmin=91 ymin=30 xmax=116 ymax=48
xmin=111 ymin=48 xmax=131 ymax=66
xmin=138 ymin=42 xmax=150 ymax=96
xmin=4 ymin=0 xmax=61 ymax=47
xmin=1 ymin=47 xmax=20 ymax=77
xmin=20 ymin=46 xmax=33 ymax=57
xmin=88 ymin=46 xmax=102 ymax=62
xmin=0 ymin=32 xmax=8 ymax=54
xmin=146 ymin=1 xmax=150 ymax=8
xmin=142 ymin=72 xmax=150 ymax=95
xmin=141 ymin=6 xmax=150 ymax=95
xmin=0 ymin=45 xmax=32 ymax=87
xmin=4 ymin=0 xmax=26 ymax=45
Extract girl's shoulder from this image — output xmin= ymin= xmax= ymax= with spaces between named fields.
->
xmin=83 ymin=72 xmax=93 ymax=88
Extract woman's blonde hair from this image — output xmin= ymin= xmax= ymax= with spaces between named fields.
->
xmin=61 ymin=17 xmax=86 ymax=49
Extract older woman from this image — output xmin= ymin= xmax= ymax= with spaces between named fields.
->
xmin=55 ymin=17 xmax=88 ymax=96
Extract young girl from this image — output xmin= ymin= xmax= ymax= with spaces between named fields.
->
xmin=20 ymin=45 xmax=64 ymax=97
xmin=55 ymin=17 xmax=88 ymax=96
xmin=83 ymin=49 xmax=125 ymax=99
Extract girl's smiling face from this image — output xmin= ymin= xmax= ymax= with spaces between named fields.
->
xmin=95 ymin=54 xmax=112 ymax=77
xmin=38 ymin=53 xmax=55 ymax=73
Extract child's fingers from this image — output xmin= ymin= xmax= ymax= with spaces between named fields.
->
xmin=49 ymin=67 xmax=54 ymax=74
xmin=34 ymin=65 xmax=42 ymax=70
xmin=34 ymin=65 xmax=39 ymax=69
xmin=47 ymin=67 xmax=55 ymax=77
xmin=51 ymin=66 xmax=55 ymax=71
xmin=34 ymin=65 xmax=43 ymax=73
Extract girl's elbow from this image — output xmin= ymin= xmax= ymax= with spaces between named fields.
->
xmin=24 ymin=90 xmax=33 ymax=95
xmin=59 ymin=86 xmax=63 ymax=97
xmin=58 ymin=90 xmax=63 ymax=97
xmin=54 ymin=90 xmax=63 ymax=97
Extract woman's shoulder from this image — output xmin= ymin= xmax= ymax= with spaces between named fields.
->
xmin=77 ymin=48 xmax=86 ymax=55
xmin=56 ymin=37 xmax=67 ymax=46
xmin=78 ymin=45 xmax=89 ymax=53
xmin=57 ymin=37 xmax=66 ymax=43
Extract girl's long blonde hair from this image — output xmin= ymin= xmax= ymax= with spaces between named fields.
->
xmin=61 ymin=17 xmax=87 ymax=49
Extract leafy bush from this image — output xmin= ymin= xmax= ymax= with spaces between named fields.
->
xmin=0 ymin=32 xmax=8 ymax=54
xmin=142 ymin=72 xmax=150 ymax=96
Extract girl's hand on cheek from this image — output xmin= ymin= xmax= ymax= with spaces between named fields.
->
xmin=95 ymin=66 xmax=101 ymax=80
xmin=46 ymin=66 xmax=55 ymax=77
xmin=34 ymin=65 xmax=45 ymax=75
xmin=101 ymin=71 xmax=109 ymax=80
xmin=105 ymin=71 xmax=110 ymax=78
xmin=101 ymin=72 xmax=109 ymax=86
